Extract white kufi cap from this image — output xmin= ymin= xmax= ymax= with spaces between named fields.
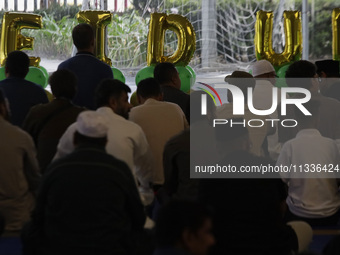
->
xmin=252 ymin=59 xmax=275 ymax=77
xmin=76 ymin=111 xmax=108 ymax=138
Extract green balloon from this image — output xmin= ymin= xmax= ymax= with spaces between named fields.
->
xmin=0 ymin=67 xmax=6 ymax=81
xmin=176 ymin=65 xmax=194 ymax=93
xmin=135 ymin=66 xmax=155 ymax=86
xmin=39 ymin=66 xmax=49 ymax=88
xmin=275 ymin=63 xmax=291 ymax=88
xmin=130 ymin=91 xmax=139 ymax=107
xmin=186 ymin=65 xmax=196 ymax=84
xmin=112 ymin=67 xmax=126 ymax=83
xmin=25 ymin=67 xmax=48 ymax=89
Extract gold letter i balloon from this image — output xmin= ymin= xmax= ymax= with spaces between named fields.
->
xmin=333 ymin=8 xmax=340 ymax=61
xmin=77 ymin=11 xmax=113 ymax=66
xmin=147 ymin=13 xmax=196 ymax=66
xmin=0 ymin=12 xmax=42 ymax=67
xmin=255 ymin=10 xmax=302 ymax=67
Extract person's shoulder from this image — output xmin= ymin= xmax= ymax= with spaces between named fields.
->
xmin=2 ymin=120 xmax=34 ymax=141
xmin=165 ymin=129 xmax=189 ymax=148
xmin=48 ymin=147 xmax=132 ymax=177
xmin=110 ymin=113 xmax=145 ymax=133
xmin=26 ymin=102 xmax=50 ymax=115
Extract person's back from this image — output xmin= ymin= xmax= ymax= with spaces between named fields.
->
xmin=58 ymin=23 xmax=113 ymax=110
xmin=0 ymin=51 xmax=49 ymax=127
xmin=163 ymin=129 xmax=198 ymax=201
xmin=279 ymin=60 xmax=340 ymax=143
xmin=23 ymin=70 xmax=85 ymax=172
xmin=199 ymin=122 xmax=300 ymax=255
xmin=277 ymin=100 xmax=340 ymax=226
xmin=217 ymin=71 xmax=272 ymax=157
xmin=154 ymin=62 xmax=190 ymax=122
xmin=0 ymin=90 xmax=40 ymax=236
xmin=25 ymin=111 xmax=146 ymax=255
xmin=200 ymin=152 xmax=298 ymax=255
xmin=129 ymin=78 xmax=188 ymax=186
xmin=54 ymin=79 xmax=154 ymax=203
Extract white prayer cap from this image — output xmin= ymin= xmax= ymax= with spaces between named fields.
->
xmin=251 ymin=59 xmax=275 ymax=77
xmin=76 ymin=111 xmax=108 ymax=138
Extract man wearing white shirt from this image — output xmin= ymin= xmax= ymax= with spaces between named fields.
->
xmin=54 ymin=79 xmax=154 ymax=204
xmin=129 ymin=78 xmax=188 ymax=187
xmin=276 ymin=100 xmax=340 ymax=226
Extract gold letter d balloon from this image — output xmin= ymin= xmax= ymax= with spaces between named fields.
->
xmin=147 ymin=13 xmax=196 ymax=66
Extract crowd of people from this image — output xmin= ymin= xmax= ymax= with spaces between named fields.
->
xmin=0 ymin=23 xmax=340 ymax=255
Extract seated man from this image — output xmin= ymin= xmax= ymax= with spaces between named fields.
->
xmin=279 ymin=60 xmax=340 ymax=143
xmin=154 ymin=62 xmax=190 ymax=122
xmin=217 ymin=71 xmax=274 ymax=156
xmin=23 ymin=69 xmax=85 ymax=173
xmin=277 ymin=100 xmax=340 ymax=226
xmin=129 ymin=78 xmax=188 ymax=187
xmin=23 ymin=111 xmax=146 ymax=255
xmin=54 ymin=79 xmax=154 ymax=204
xmin=199 ymin=120 xmax=312 ymax=255
xmin=0 ymin=90 xmax=40 ymax=236
xmin=154 ymin=200 xmax=215 ymax=255
xmin=0 ymin=51 xmax=48 ymax=127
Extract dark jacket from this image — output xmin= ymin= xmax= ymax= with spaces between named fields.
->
xmin=26 ymin=145 xmax=146 ymax=255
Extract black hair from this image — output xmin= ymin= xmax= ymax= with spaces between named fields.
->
xmin=285 ymin=60 xmax=317 ymax=89
xmin=137 ymin=78 xmax=161 ymax=98
xmin=95 ymin=79 xmax=131 ymax=108
xmin=154 ymin=62 xmax=178 ymax=84
xmin=155 ymin=199 xmax=212 ymax=247
xmin=72 ymin=23 xmax=95 ymax=50
xmin=49 ymin=69 xmax=77 ymax=99
xmin=5 ymin=51 xmax=30 ymax=78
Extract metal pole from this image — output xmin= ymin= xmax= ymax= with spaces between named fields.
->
xmin=82 ymin=0 xmax=88 ymax=10
xmin=202 ymin=0 xmax=217 ymax=68
xmin=302 ymin=0 xmax=309 ymax=60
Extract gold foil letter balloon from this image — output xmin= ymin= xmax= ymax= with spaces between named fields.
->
xmin=77 ymin=11 xmax=113 ymax=66
xmin=0 ymin=12 xmax=42 ymax=67
xmin=333 ymin=8 xmax=340 ymax=61
xmin=255 ymin=10 xmax=302 ymax=67
xmin=147 ymin=13 xmax=196 ymax=66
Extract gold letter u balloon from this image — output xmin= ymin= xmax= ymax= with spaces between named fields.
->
xmin=255 ymin=10 xmax=302 ymax=67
